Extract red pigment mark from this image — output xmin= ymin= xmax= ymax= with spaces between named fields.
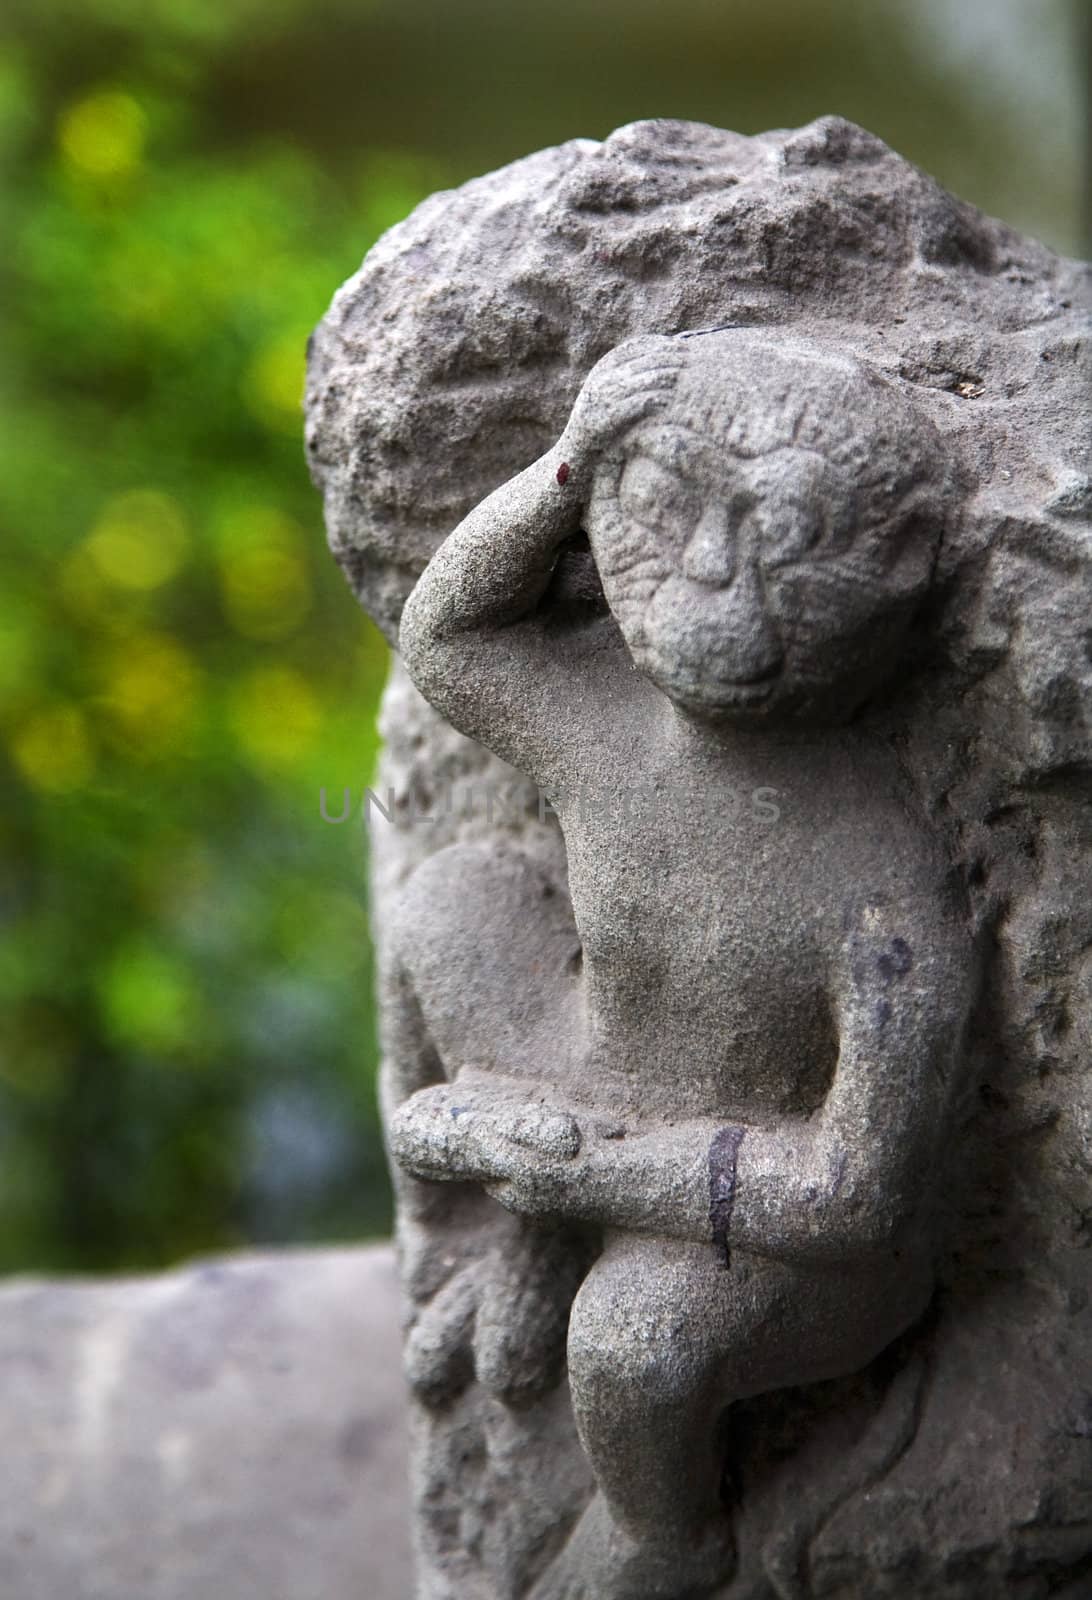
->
xmin=556 ymin=462 xmax=570 ymax=486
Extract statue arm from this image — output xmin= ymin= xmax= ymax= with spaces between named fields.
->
xmin=730 ymin=899 xmax=973 ymax=1262
xmin=389 ymin=895 xmax=973 ymax=1266
xmin=624 ymin=898 xmax=971 ymax=1263
xmin=398 ymin=440 xmax=588 ymax=776
xmin=399 ymin=336 xmax=684 ymax=778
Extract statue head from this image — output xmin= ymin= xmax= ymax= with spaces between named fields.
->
xmin=585 ymin=330 xmax=947 ymax=723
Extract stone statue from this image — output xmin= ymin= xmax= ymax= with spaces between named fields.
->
xmin=389 ymin=327 xmax=972 ymax=1595
xmin=307 ymin=118 xmax=1091 ymax=1598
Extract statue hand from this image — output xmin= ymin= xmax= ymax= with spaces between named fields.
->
xmin=557 ymin=335 xmax=686 ymax=482
xmin=389 ymin=1083 xmax=583 ymax=1211
xmin=389 ymin=1083 xmax=512 ymax=1184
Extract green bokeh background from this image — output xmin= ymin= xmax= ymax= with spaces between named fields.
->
xmin=0 ymin=0 xmax=1085 ymax=1273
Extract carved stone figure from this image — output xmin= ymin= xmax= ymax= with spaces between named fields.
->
xmin=306 ymin=119 xmax=1091 ymax=1599
xmin=389 ymin=327 xmax=972 ymax=1596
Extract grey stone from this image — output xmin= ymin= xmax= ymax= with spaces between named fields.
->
xmin=0 ymin=1246 xmax=411 ymax=1600
xmin=307 ymin=117 xmax=1091 ymax=1598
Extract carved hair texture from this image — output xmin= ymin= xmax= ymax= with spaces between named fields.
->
xmin=582 ymin=330 xmax=949 ymax=721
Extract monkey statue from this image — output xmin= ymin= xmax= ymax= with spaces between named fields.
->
xmin=385 ymin=328 xmax=976 ymax=1599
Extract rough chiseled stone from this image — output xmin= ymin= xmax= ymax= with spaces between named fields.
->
xmin=308 ymin=118 xmax=1091 ymax=1598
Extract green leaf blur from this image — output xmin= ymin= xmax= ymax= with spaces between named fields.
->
xmin=0 ymin=4 xmax=430 ymax=1271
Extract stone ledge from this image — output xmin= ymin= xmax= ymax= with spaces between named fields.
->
xmin=0 ymin=1244 xmax=411 ymax=1600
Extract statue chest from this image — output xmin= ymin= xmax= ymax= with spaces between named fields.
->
xmin=564 ymin=818 xmax=837 ymax=1115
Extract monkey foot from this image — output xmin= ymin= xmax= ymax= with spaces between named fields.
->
xmin=530 ymin=1495 xmax=735 ymax=1600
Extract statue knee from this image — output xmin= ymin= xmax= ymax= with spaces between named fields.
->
xmin=396 ymin=843 xmax=492 ymax=957
xmin=567 ymin=1253 xmax=710 ymax=1415
xmin=391 ymin=843 xmax=515 ymax=1028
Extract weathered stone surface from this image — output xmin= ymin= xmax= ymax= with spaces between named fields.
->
xmin=307 ymin=115 xmax=1087 ymax=653
xmin=0 ymin=1246 xmax=411 ymax=1600
xmin=307 ymin=118 xmax=1091 ymax=1598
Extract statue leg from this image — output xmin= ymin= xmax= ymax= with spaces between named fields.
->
xmin=541 ymin=1234 xmax=933 ymax=1599
xmin=553 ymin=1237 xmax=740 ymax=1599
xmin=386 ymin=840 xmax=588 ymax=1405
xmin=389 ymin=837 xmax=584 ymax=1089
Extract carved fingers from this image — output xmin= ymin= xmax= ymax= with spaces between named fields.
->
xmin=389 ymin=1083 xmax=510 ymax=1184
xmin=405 ymin=1223 xmax=588 ymax=1410
xmin=403 ymin=1256 xmax=483 ymax=1406
xmin=558 ymin=336 xmax=688 ymax=479
xmin=389 ymin=1082 xmax=583 ymax=1217
xmin=475 ymin=1223 xmax=591 ymax=1406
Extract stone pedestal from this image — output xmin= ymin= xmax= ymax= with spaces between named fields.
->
xmin=0 ymin=1246 xmax=411 ymax=1600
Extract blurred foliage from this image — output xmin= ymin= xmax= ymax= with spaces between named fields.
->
xmin=0 ymin=0 xmax=1083 ymax=1273
xmin=0 ymin=1 xmax=441 ymax=1271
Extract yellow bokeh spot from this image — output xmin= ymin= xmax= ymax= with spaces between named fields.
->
xmin=58 ymin=89 xmax=146 ymax=180
xmin=11 ymin=703 xmax=95 ymax=792
xmin=243 ymin=332 xmax=307 ymax=433
xmin=85 ymin=489 xmax=189 ymax=590
xmin=99 ymin=631 xmax=200 ymax=752
xmin=215 ymin=504 xmax=311 ymax=640
xmin=230 ymin=665 xmax=319 ymax=770
xmin=221 ymin=545 xmax=311 ymax=640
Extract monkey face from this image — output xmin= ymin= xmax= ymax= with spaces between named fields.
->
xmin=585 ymin=341 xmax=942 ymax=724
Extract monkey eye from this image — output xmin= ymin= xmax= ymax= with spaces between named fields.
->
xmin=753 ymin=495 xmax=826 ymax=565
xmin=619 ymin=457 xmax=700 ymax=535
xmin=743 ymin=450 xmax=854 ymax=566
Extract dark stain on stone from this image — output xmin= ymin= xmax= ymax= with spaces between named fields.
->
xmin=709 ymin=1126 xmax=746 ymax=1269
xmin=876 ymin=936 xmax=913 ymax=986
xmin=1064 ymin=1398 xmax=1092 ymax=1439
